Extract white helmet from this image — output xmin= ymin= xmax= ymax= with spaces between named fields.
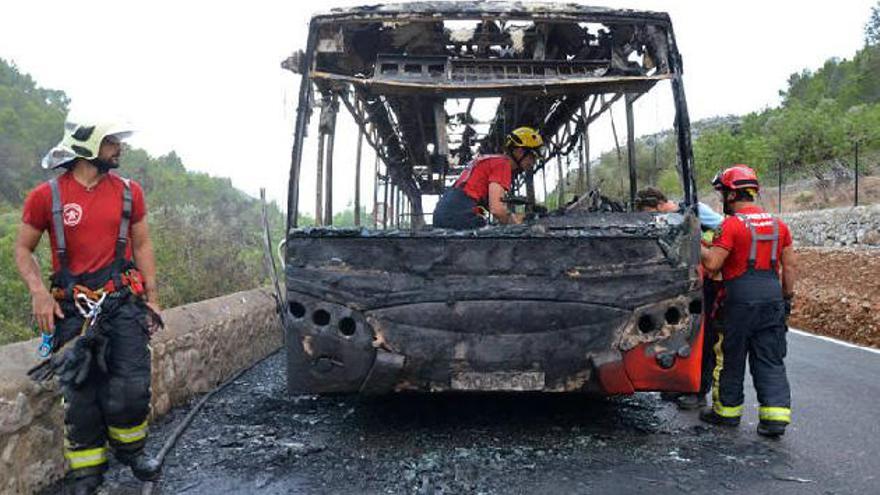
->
xmin=41 ymin=121 xmax=133 ymax=169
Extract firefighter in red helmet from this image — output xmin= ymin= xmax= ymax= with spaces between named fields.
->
xmin=699 ymin=165 xmax=798 ymax=437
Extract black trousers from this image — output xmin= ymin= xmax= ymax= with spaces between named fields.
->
xmin=712 ymin=300 xmax=791 ymax=423
xmin=433 ymin=188 xmax=486 ymax=229
xmin=699 ymin=279 xmax=722 ymax=395
xmin=700 ymin=312 xmax=720 ymax=396
xmin=58 ymin=296 xmax=152 ymax=475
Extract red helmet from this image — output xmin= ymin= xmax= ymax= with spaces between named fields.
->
xmin=712 ymin=165 xmax=760 ymax=191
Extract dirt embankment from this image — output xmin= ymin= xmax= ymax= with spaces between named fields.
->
xmin=792 ymin=247 xmax=880 ymax=348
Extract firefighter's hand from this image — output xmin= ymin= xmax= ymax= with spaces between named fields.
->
xmin=32 ymin=288 xmax=64 ymax=333
xmin=144 ymin=301 xmax=165 ymax=336
xmin=784 ymin=297 xmax=793 ymax=318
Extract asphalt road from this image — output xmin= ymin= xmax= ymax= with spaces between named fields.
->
xmin=44 ymin=330 xmax=880 ymax=494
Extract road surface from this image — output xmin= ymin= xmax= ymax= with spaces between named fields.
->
xmin=44 ymin=330 xmax=880 ymax=494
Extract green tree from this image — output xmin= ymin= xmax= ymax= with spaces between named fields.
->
xmin=0 ymin=58 xmax=286 ymax=344
xmin=866 ymin=1 xmax=880 ymax=46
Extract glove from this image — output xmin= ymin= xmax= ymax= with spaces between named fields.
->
xmin=144 ymin=304 xmax=165 ymax=337
xmin=57 ymin=339 xmax=94 ymax=388
xmin=783 ymin=297 xmax=793 ymax=318
xmin=27 ymin=353 xmax=64 ymax=382
xmin=93 ymin=334 xmax=110 ymax=375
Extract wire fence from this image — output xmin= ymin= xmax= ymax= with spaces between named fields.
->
xmin=763 ymin=158 xmax=879 ymax=214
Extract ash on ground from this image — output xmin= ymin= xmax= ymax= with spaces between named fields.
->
xmin=45 ymin=352 xmax=825 ymax=494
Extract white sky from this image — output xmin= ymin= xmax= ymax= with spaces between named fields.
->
xmin=1 ymin=0 xmax=876 ymax=215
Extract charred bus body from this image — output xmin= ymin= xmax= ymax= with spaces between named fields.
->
xmin=281 ymin=2 xmax=704 ymax=395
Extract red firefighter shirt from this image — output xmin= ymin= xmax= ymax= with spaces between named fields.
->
xmin=22 ymin=171 xmax=147 ymax=275
xmin=453 ymin=155 xmax=514 ymax=204
xmin=712 ymin=205 xmax=792 ymax=281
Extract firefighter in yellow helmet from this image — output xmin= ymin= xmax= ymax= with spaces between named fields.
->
xmin=433 ymin=127 xmax=543 ymax=229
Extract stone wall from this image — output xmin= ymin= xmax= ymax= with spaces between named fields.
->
xmin=0 ymin=288 xmax=281 ymax=494
xmin=782 ymin=204 xmax=880 ymax=247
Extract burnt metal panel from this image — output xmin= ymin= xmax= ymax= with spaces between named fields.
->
xmin=311 ymin=2 xmax=673 ymax=25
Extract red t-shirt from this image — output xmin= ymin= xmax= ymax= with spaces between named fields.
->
xmin=454 ymin=155 xmax=513 ymax=203
xmin=712 ymin=205 xmax=792 ymax=281
xmin=22 ymin=171 xmax=147 ymax=275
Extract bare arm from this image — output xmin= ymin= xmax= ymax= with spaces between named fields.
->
xmin=15 ymin=222 xmax=63 ymax=333
xmin=700 ymin=245 xmax=730 ymax=273
xmin=780 ymin=246 xmax=797 ymax=298
xmin=488 ymin=182 xmax=521 ymax=224
xmin=131 ymin=219 xmax=160 ymax=310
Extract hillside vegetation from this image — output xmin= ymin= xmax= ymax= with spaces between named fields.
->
xmin=0 ymin=58 xmax=284 ymax=344
xmin=558 ymin=4 xmax=880 ymax=205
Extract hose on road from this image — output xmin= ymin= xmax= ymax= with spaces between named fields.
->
xmin=141 ymin=348 xmax=282 ymax=495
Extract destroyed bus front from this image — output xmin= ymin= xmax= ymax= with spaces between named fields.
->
xmin=280 ymin=2 xmax=704 ymax=395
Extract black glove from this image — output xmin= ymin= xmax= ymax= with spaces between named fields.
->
xmin=29 ymin=335 xmax=108 ymax=387
xmin=144 ymin=304 xmax=165 ymax=337
xmin=27 ymin=353 xmax=64 ymax=382
xmin=783 ymin=297 xmax=793 ymax=318
xmin=93 ymin=334 xmax=110 ymax=375
xmin=57 ymin=339 xmax=94 ymax=388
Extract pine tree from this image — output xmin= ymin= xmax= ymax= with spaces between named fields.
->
xmin=866 ymin=2 xmax=880 ymax=46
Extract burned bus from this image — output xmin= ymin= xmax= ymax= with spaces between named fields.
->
xmin=277 ymin=2 xmax=704 ymax=395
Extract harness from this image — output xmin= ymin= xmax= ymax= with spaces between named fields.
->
xmin=736 ymin=213 xmax=780 ymax=272
xmin=723 ymin=212 xmax=784 ymax=304
xmin=48 ymin=176 xmax=143 ymax=302
xmin=452 ymin=156 xmax=502 ymax=215
xmin=453 ymin=161 xmax=477 ymax=190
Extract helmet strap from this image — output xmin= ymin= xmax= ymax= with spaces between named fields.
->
xmin=508 ymin=147 xmax=523 ymax=170
xmin=721 ymin=189 xmax=754 ymax=215
xmin=722 ymin=198 xmax=735 ymax=216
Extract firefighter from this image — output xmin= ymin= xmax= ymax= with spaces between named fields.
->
xmin=15 ymin=121 xmax=162 ymax=493
xmin=635 ymin=186 xmax=723 ymax=230
xmin=433 ymin=126 xmax=543 ymax=229
xmin=681 ymin=226 xmax=724 ymax=410
xmin=636 ymin=187 xmax=724 ymax=410
xmin=699 ymin=165 xmax=797 ymax=437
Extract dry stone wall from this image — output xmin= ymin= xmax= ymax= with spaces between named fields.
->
xmin=0 ymin=288 xmax=281 ymax=494
xmin=782 ymin=204 xmax=880 ymax=247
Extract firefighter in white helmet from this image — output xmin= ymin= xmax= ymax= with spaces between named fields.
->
xmin=16 ymin=121 xmax=162 ymax=493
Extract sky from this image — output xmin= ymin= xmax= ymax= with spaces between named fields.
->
xmin=1 ymin=0 xmax=877 ymax=215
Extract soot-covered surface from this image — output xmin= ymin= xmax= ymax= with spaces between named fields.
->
xmin=43 ymin=331 xmax=880 ymax=494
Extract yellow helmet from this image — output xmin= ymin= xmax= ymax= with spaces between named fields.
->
xmin=41 ymin=121 xmax=133 ymax=169
xmin=504 ymin=126 xmax=544 ymax=150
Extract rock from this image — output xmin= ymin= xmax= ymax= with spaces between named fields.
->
xmin=154 ymin=393 xmax=171 ymax=417
xmin=1 ymin=434 xmax=18 ymax=464
xmin=0 ymin=393 xmax=33 ymax=435
xmin=782 ymin=205 xmax=880 ymax=247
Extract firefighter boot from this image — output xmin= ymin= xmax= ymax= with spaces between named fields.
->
xmin=64 ymin=473 xmax=103 ymax=495
xmin=117 ymin=451 xmax=162 ymax=481
xmin=757 ymin=420 xmax=787 ymax=438
xmin=675 ymin=393 xmax=706 ymax=411
xmin=699 ymin=407 xmax=740 ymax=427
